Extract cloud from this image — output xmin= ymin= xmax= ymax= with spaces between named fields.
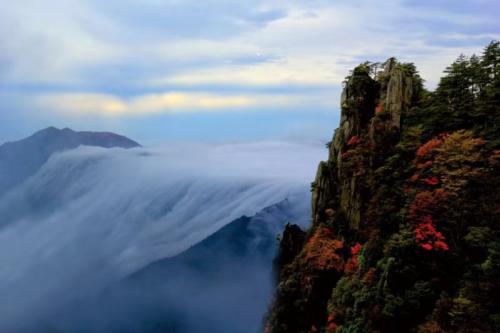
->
xmin=0 ymin=0 xmax=498 ymax=140
xmin=141 ymin=1 xmax=498 ymax=90
xmin=1 ymin=0 xmax=497 ymax=89
xmin=0 ymin=141 xmax=324 ymax=330
xmin=0 ymin=0 xmax=118 ymax=84
xmin=159 ymin=57 xmax=342 ymax=86
xmin=36 ymin=91 xmax=335 ymax=116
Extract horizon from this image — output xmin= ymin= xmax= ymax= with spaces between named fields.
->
xmin=0 ymin=125 xmax=331 ymax=147
xmin=1 ymin=0 xmax=499 ymax=145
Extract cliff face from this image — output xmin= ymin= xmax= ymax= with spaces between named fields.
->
xmin=267 ymin=43 xmax=500 ymax=333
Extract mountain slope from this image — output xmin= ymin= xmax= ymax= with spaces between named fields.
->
xmin=51 ymin=198 xmax=310 ymax=333
xmin=0 ymin=127 xmax=140 ymax=196
xmin=267 ymin=42 xmax=500 ymax=333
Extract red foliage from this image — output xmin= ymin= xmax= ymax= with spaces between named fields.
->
xmin=345 ymin=243 xmax=362 ymax=274
xmin=416 ymin=160 xmax=433 ymax=169
xmin=408 ymin=131 xmax=490 ymax=253
xmin=414 ymin=217 xmax=449 ymax=251
xmin=362 ymin=268 xmax=377 ymax=285
xmin=327 ymin=313 xmax=338 ymax=332
xmin=409 ymin=189 xmax=448 ymax=220
xmin=415 ymin=133 xmax=449 ymax=160
xmin=301 ymin=227 xmax=344 ymax=271
xmin=327 ymin=322 xmax=338 ymax=332
xmin=416 ymin=138 xmax=443 ymax=159
xmin=375 ymin=102 xmax=384 ymax=114
xmin=422 ymin=176 xmax=439 ymax=186
xmin=347 ymin=135 xmax=360 ymax=146
xmin=409 ymin=187 xmax=449 ymax=252
xmin=344 ymin=257 xmax=358 ymax=274
xmin=351 ymin=243 xmax=362 ymax=255
xmin=434 ymin=241 xmax=449 ymax=251
xmin=410 ymin=174 xmax=420 ymax=182
xmin=421 ymin=243 xmax=433 ymax=251
xmin=408 ymin=133 xmax=458 ymax=251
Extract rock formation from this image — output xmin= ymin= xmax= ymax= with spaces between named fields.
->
xmin=266 ymin=46 xmax=500 ymax=333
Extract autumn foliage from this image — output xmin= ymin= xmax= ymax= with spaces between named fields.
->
xmin=347 ymin=135 xmax=360 ymax=146
xmin=343 ymin=243 xmax=362 ymax=274
xmin=375 ymin=101 xmax=384 ymax=114
xmin=406 ymin=130 xmax=490 ymax=251
xmin=415 ymin=133 xmax=448 ymax=159
xmin=301 ymin=226 xmax=344 ymax=271
xmin=267 ymin=43 xmax=500 ymax=333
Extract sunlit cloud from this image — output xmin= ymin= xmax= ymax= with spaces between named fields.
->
xmin=37 ymin=91 xmax=335 ymax=116
xmin=158 ymin=57 xmax=342 ymax=86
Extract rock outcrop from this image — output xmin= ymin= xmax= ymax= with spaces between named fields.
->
xmin=313 ymin=61 xmax=414 ymax=232
xmin=266 ymin=50 xmax=500 ymax=333
xmin=267 ymin=60 xmax=420 ymax=333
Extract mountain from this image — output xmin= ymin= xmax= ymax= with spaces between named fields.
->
xmin=48 ymin=198 xmax=310 ymax=333
xmin=0 ymin=127 xmax=140 ymax=196
xmin=266 ymin=41 xmax=500 ymax=332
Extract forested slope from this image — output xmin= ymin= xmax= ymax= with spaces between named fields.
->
xmin=266 ymin=41 xmax=500 ymax=333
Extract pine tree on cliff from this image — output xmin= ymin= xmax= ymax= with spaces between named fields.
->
xmin=266 ymin=41 xmax=500 ymax=333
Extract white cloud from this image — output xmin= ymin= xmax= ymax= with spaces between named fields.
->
xmin=0 ymin=0 xmax=119 ymax=83
xmin=148 ymin=1 xmax=496 ymax=89
xmin=0 ymin=141 xmax=325 ymax=327
xmin=0 ymin=0 xmax=497 ymax=111
xmin=160 ymin=57 xmax=342 ymax=86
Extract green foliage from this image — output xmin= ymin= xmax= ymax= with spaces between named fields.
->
xmin=267 ymin=41 xmax=500 ymax=333
xmin=406 ymin=42 xmax=500 ymax=143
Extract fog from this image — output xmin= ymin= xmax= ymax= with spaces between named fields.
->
xmin=0 ymin=141 xmax=325 ymax=332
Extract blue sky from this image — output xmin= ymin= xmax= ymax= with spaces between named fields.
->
xmin=0 ymin=0 xmax=498 ymax=145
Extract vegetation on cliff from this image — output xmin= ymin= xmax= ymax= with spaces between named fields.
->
xmin=266 ymin=41 xmax=500 ymax=333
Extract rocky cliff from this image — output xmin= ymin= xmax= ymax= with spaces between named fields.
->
xmin=267 ymin=42 xmax=500 ymax=333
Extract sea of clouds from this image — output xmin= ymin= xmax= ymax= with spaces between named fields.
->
xmin=0 ymin=141 xmax=325 ymax=331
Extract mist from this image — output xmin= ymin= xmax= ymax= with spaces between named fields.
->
xmin=0 ymin=140 xmax=325 ymax=332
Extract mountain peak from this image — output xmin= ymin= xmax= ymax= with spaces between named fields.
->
xmin=267 ymin=45 xmax=500 ymax=333
xmin=0 ymin=127 xmax=140 ymax=196
xmin=18 ymin=127 xmax=141 ymax=148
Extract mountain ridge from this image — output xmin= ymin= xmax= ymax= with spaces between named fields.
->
xmin=0 ymin=127 xmax=140 ymax=196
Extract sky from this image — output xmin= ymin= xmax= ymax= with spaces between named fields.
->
xmin=0 ymin=0 xmax=499 ymax=145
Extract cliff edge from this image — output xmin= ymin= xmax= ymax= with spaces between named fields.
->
xmin=266 ymin=42 xmax=500 ymax=333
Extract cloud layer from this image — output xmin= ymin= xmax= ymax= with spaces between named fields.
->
xmin=0 ymin=0 xmax=498 ymax=140
xmin=0 ymin=141 xmax=325 ymax=330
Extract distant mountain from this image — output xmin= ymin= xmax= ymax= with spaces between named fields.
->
xmin=0 ymin=127 xmax=140 ymax=196
xmin=121 ymin=201 xmax=302 ymax=333
xmin=47 ymin=199 xmax=309 ymax=333
xmin=130 ymin=200 xmax=295 ymax=281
